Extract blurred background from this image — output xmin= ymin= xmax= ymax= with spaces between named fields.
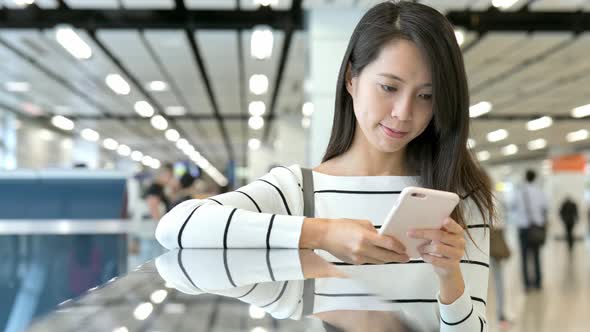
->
xmin=0 ymin=0 xmax=589 ymax=331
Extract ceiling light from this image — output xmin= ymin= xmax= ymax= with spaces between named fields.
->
xmin=165 ymin=129 xmax=180 ymax=142
xmin=56 ymin=26 xmax=92 ymax=60
xmin=527 ymin=138 xmax=547 ymax=151
xmin=249 ymin=74 xmax=269 ymax=95
xmin=133 ymin=302 xmax=153 ymax=321
xmin=476 ymin=150 xmax=490 ymax=161
xmin=131 ymin=150 xmax=143 ymax=161
xmin=150 ymin=115 xmax=168 ymax=130
xmin=134 ymin=101 xmax=154 ymax=118
xmin=501 ymin=144 xmax=518 ymax=156
xmin=467 ymin=138 xmax=476 ymax=148
xmin=572 ymin=104 xmax=590 ymax=118
xmin=81 ymin=128 xmax=99 ymax=142
xmin=103 ymin=138 xmax=119 ymax=150
xmin=526 ymin=116 xmax=553 ymax=131
xmin=253 ymin=0 xmax=278 ymax=7
xmin=106 ymin=74 xmax=130 ymax=95
xmin=566 ymin=129 xmax=589 ymax=142
xmin=150 ymin=159 xmax=161 ymax=169
xmin=301 ymin=117 xmax=311 ymax=129
xmin=40 ymin=129 xmax=54 ymax=141
xmin=469 ymin=101 xmax=492 ymax=118
xmin=147 ymin=81 xmax=168 ymax=92
xmin=248 ymin=101 xmax=266 ymax=117
xmin=492 ymin=0 xmax=519 ymax=9
xmin=117 ymin=144 xmax=131 ymax=157
xmin=486 ymin=129 xmax=508 ymax=142
xmin=302 ymin=102 xmax=314 ymax=117
xmin=141 ymin=155 xmax=153 ymax=166
xmin=51 ymin=115 xmax=75 ymax=131
xmin=248 ymin=116 xmax=264 ymax=130
xmin=150 ymin=290 xmax=168 ymax=304
xmin=12 ymin=0 xmax=35 ymax=7
xmin=251 ymin=26 xmax=274 ymax=60
xmin=248 ymin=138 xmax=261 ymax=150
xmin=454 ymin=29 xmax=465 ymax=46
xmin=176 ymin=138 xmax=189 ymax=149
xmin=4 ymin=81 xmax=30 ymax=92
xmin=165 ymin=106 xmax=186 ymax=116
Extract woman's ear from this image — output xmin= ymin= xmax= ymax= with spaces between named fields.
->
xmin=345 ymin=63 xmax=354 ymax=95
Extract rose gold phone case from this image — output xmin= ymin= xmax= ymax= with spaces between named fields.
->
xmin=379 ymin=186 xmax=460 ymax=258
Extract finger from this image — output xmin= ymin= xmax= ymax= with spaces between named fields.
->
xmin=366 ymin=245 xmax=410 ymax=263
xmin=441 ymin=218 xmax=464 ymax=234
xmin=420 ymin=253 xmax=456 ymax=268
xmin=407 ymin=229 xmax=457 ymax=245
xmin=421 ymin=242 xmax=463 ymax=260
xmin=368 ymin=233 xmax=406 ymax=253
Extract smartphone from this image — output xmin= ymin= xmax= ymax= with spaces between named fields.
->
xmin=379 ymin=186 xmax=460 ymax=259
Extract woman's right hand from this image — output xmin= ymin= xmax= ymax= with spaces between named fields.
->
xmin=300 ymin=218 xmax=410 ymax=265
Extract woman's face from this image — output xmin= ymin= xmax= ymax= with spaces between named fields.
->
xmin=347 ymin=39 xmax=434 ymax=154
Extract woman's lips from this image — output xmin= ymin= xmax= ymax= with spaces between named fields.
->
xmin=379 ymin=124 xmax=408 ymax=139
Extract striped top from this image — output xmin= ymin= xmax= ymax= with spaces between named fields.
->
xmin=156 ymin=165 xmax=490 ymax=331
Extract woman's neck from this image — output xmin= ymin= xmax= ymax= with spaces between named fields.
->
xmin=316 ymin=135 xmax=408 ymax=177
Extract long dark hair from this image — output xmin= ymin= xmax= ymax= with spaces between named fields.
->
xmin=322 ymin=1 xmax=495 ymax=229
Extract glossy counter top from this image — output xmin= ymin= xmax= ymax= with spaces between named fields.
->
xmin=28 ymin=249 xmax=425 ymax=332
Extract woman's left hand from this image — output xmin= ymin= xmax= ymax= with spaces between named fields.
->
xmin=407 ymin=217 xmax=466 ymax=280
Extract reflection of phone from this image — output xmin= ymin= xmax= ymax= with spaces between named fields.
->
xmin=379 ymin=187 xmax=460 ymax=258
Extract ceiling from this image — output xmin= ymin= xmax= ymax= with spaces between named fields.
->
xmin=0 ymin=0 xmax=589 ymax=177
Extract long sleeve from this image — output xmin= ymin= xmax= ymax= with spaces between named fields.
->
xmin=156 ymin=165 xmax=305 ymax=249
xmin=438 ymin=199 xmax=490 ymax=332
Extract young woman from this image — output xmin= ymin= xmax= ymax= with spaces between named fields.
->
xmin=156 ymin=1 xmax=494 ymax=331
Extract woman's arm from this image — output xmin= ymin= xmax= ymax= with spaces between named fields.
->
xmin=156 ymin=166 xmax=305 ymax=249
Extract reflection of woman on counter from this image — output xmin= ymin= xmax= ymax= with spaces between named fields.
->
xmin=156 ymin=249 xmax=414 ymax=332
xmin=156 ymin=2 xmax=494 ymax=331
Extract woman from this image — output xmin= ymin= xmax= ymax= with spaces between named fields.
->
xmin=157 ymin=1 xmax=494 ymax=331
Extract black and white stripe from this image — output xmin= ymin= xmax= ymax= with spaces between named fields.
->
xmin=441 ymin=305 xmax=473 ymax=326
xmin=222 ymin=208 xmax=238 ymax=249
xmin=256 ymin=179 xmax=292 ymax=215
xmin=177 ymin=205 xmax=202 ymax=248
xmin=235 ymin=190 xmax=262 ymax=212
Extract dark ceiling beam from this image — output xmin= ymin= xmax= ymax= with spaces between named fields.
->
xmin=56 ymin=113 xmax=590 ymax=122
xmin=185 ymin=29 xmax=235 ymax=162
xmin=87 ymin=29 xmax=215 ymax=162
xmin=0 ymin=8 xmax=304 ymax=30
xmin=137 ymin=30 xmax=213 ymax=159
xmin=446 ymin=8 xmax=590 ymax=32
xmin=0 ymin=37 xmax=116 ymax=117
xmin=262 ymin=0 xmax=302 ymax=142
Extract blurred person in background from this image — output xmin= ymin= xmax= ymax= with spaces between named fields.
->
xmin=512 ymin=169 xmax=548 ymax=291
xmin=489 ymin=216 xmax=512 ymax=329
xmin=171 ymin=171 xmax=197 ymax=208
xmin=559 ymin=196 xmax=579 ymax=255
xmin=144 ymin=162 xmax=174 ymax=222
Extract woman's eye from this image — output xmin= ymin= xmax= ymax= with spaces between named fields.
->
xmin=419 ymin=94 xmax=433 ymax=101
xmin=381 ymin=85 xmax=396 ymax=92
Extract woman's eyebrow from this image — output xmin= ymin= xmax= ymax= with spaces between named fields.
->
xmin=378 ymin=73 xmax=432 ymax=88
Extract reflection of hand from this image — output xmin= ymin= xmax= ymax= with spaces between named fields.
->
xmin=299 ymin=250 xmax=347 ymax=279
xmin=304 ymin=218 xmax=409 ymax=265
